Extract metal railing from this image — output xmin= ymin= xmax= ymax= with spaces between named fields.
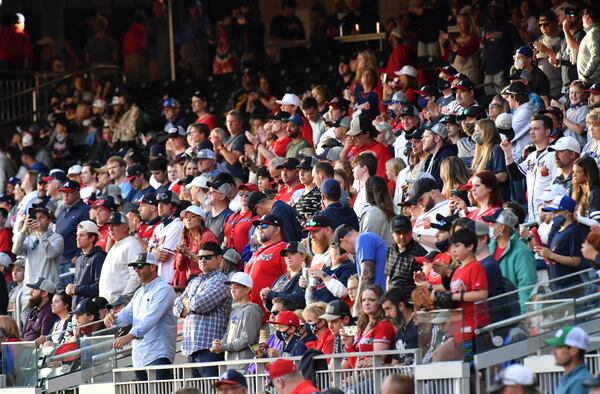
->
xmin=0 ymin=65 xmax=123 ymax=127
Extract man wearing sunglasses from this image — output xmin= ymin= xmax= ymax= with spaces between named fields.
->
xmin=533 ymin=11 xmax=563 ymax=97
xmin=104 ymin=252 xmax=177 ymax=381
xmin=174 ymin=242 xmax=232 ymax=378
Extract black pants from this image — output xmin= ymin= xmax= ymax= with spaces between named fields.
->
xmin=135 ymin=357 xmax=173 ymax=381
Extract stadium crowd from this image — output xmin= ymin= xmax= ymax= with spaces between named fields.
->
xmin=2 ymin=0 xmax=600 ymax=392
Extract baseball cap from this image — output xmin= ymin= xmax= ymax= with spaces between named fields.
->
xmin=439 ymin=115 xmax=458 ymax=125
xmin=437 ymin=65 xmax=458 ymax=78
xmin=276 ymin=93 xmax=301 ymax=107
xmin=327 ymin=97 xmax=350 ymax=111
xmin=482 ymin=208 xmax=518 ymax=228
xmin=406 ymin=178 xmax=440 ymax=205
xmin=416 ymin=85 xmax=437 ymax=97
xmin=156 ymin=190 xmax=180 ymax=205
xmin=320 ymin=179 xmax=341 ymax=200
xmin=453 ymin=79 xmax=475 ymax=91
xmin=223 ymin=248 xmax=242 ymax=265
xmin=297 ymin=156 xmax=318 ymax=170
xmin=106 ymin=212 xmax=129 ymax=225
xmin=48 ymin=169 xmax=67 ymax=183
xmin=107 ymin=295 xmax=131 ymax=309
xmin=382 ymin=90 xmax=409 ymax=106
xmin=247 ymin=191 xmax=268 ymax=213
xmin=538 ymin=106 xmax=564 ymax=121
xmin=213 ymin=369 xmax=248 ymax=389
xmin=59 ymin=180 xmax=80 ymax=193
xmin=128 ymin=252 xmax=160 ymax=267
xmin=548 ymin=136 xmax=581 ymax=154
xmin=33 ymin=199 xmax=56 ymax=217
xmin=457 ymin=106 xmax=486 ymax=121
xmin=466 ymin=219 xmax=489 ymax=236
xmin=27 ymin=277 xmax=57 ymax=294
xmin=516 ymin=45 xmax=533 ymax=59
xmin=138 ymin=193 xmax=158 ymax=206
xmin=72 ymin=298 xmax=100 ymax=316
xmin=317 ymin=147 xmax=342 ymax=162
xmin=391 ymin=215 xmax=412 ymax=232
xmin=405 ymin=127 xmax=425 ymax=140
xmin=269 ymin=359 xmax=299 ymax=380
xmin=7 ymin=176 xmax=19 ymax=185
xmin=495 ymin=113 xmax=515 ymax=141
xmin=0 ymin=253 xmax=12 ymax=268
xmin=126 ymin=164 xmax=145 ymax=181
xmin=540 ymin=184 xmax=567 ymax=202
xmin=78 ymin=220 xmax=99 ymax=235
xmin=68 ymin=164 xmax=82 ymax=175
xmin=542 ymin=195 xmax=576 ymax=212
xmin=503 ymin=82 xmax=528 ymax=95
xmin=0 ymin=194 xmax=15 ymax=206
xmin=225 ymin=272 xmax=253 ymax=288
xmin=268 ymin=310 xmax=300 ymax=328
xmin=346 ymin=115 xmax=376 ymax=137
xmin=427 ymin=123 xmax=448 ymax=139
xmin=180 ymin=205 xmax=207 ymax=220
xmin=398 ymin=105 xmax=419 ymax=117
xmin=191 ymin=91 xmax=209 ymax=102
xmin=332 ymin=224 xmax=354 ymax=246
xmin=320 ymin=299 xmax=352 ymax=321
xmin=585 ymin=83 xmax=600 ymax=94
xmin=430 ymin=213 xmax=458 ymax=231
xmin=276 ymin=158 xmax=301 ymax=170
xmin=166 ymin=126 xmax=187 ymax=137
xmin=488 ymin=364 xmax=535 ymax=393
xmin=544 ymin=325 xmax=589 ymax=351
xmin=186 ymin=174 xmax=211 ymax=190
xmin=280 ymin=241 xmax=307 ymax=256
xmin=271 ymin=111 xmax=292 ymax=121
xmin=252 ymin=214 xmax=283 ymax=228
xmin=13 ymin=256 xmax=25 ymax=268
xmin=304 ymin=214 xmax=334 ymax=231
xmin=394 ymin=65 xmax=418 ymax=78
xmin=162 ymin=98 xmax=180 ymax=108
xmin=197 ymin=149 xmax=217 ymax=160
xmin=92 ymin=196 xmax=118 ymax=211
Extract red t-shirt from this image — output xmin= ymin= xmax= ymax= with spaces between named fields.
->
xmin=122 ymin=22 xmax=146 ymax=56
xmin=348 ymin=319 xmax=396 ymax=367
xmin=269 ymin=136 xmax=291 ymax=158
xmin=306 ymin=326 xmax=335 ymax=355
xmin=493 ymin=246 xmax=505 ymax=262
xmin=346 ymin=140 xmax=393 ymax=180
xmin=290 ymin=380 xmax=320 ymax=394
xmin=244 ymin=241 xmax=288 ymax=323
xmin=449 ymin=260 xmax=490 ymax=341
xmin=274 ymin=183 xmax=304 ymax=204
xmin=0 ymin=228 xmax=13 ymax=256
xmin=138 ymin=219 xmax=161 ymax=245
xmin=467 ymin=206 xmax=499 ymax=221
xmin=223 ymin=210 xmax=255 ymax=256
xmin=195 ymin=113 xmax=218 ymax=131
xmin=96 ymin=224 xmax=110 ymax=252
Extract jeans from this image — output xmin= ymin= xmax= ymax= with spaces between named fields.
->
xmin=188 ymin=349 xmax=223 ymax=378
xmin=135 ymin=357 xmax=173 ymax=381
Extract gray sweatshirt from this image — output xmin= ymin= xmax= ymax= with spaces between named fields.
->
xmin=221 ymin=302 xmax=263 ymax=366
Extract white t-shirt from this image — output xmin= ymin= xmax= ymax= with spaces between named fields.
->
xmin=413 ymin=200 xmax=450 ymax=252
xmin=518 ymin=148 xmax=557 ymax=223
xmin=148 ymin=218 xmax=183 ymax=282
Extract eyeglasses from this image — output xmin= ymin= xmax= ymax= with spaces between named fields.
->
xmin=132 ymin=263 xmax=148 ymax=270
xmin=198 ymin=254 xmax=215 ymax=261
xmin=239 ymin=191 xmax=250 ymax=197
xmin=270 ymin=310 xmax=280 ymax=316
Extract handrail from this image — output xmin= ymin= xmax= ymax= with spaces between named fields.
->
xmin=45 ymin=335 xmax=116 ymax=364
xmin=0 ymin=65 xmax=123 ymax=103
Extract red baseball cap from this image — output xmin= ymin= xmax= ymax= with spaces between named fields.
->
xmin=269 ymin=359 xmax=298 ymax=380
xmin=460 ymin=176 xmax=474 ymax=191
xmin=238 ymin=183 xmax=259 ymax=192
xmin=266 ymin=310 xmax=300 ymax=327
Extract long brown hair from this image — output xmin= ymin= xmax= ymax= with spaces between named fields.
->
xmin=572 ymin=156 xmax=600 ymax=216
xmin=471 ymin=119 xmax=502 ymax=173
xmin=440 ymin=157 xmax=472 ymax=198
xmin=365 ymin=176 xmax=396 ymax=220
xmin=357 ymin=285 xmax=385 ymax=332
xmin=181 ymin=212 xmax=208 ymax=243
xmin=473 ymin=170 xmax=503 ymax=207
xmin=0 ymin=316 xmax=21 ymax=341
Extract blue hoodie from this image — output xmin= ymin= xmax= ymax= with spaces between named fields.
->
xmin=320 ymin=202 xmax=359 ymax=230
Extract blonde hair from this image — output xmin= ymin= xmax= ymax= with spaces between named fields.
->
xmin=471 ymin=119 xmax=501 ymax=173
xmin=386 ymin=158 xmax=406 ymax=178
xmin=303 ymin=302 xmax=327 ymax=321
xmin=0 ymin=316 xmax=21 ymax=341
xmin=440 ymin=157 xmax=472 ymax=198
xmin=586 ymin=108 xmax=600 ymax=128
xmin=354 ymin=50 xmax=378 ymax=83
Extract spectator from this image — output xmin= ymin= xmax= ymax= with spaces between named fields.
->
xmin=8 ymin=257 xmax=25 ymax=329
xmin=381 ymin=288 xmax=417 ymax=354
xmin=274 ymin=158 xmax=304 ymax=205
xmin=55 ymin=180 xmax=90 ymax=273
xmin=174 ymin=242 xmax=232 ymax=378
xmin=284 ymin=115 xmax=313 ymax=160
xmin=223 ymin=185 xmax=255 ymax=255
xmin=148 ymin=157 xmax=171 ymax=195
xmin=262 ymin=241 xmax=306 ymax=311
xmin=439 ymin=13 xmax=481 ymax=84
xmin=422 ymin=124 xmax=459 ymax=183
xmin=84 ymin=15 xmax=118 ymax=68
xmin=302 ymin=303 xmax=334 ymax=354
xmin=247 ymin=191 xmax=303 ymax=242
xmin=343 ymin=117 xmax=392 ymax=181
xmin=107 ymin=156 xmax=132 ymax=200
xmin=165 ymin=126 xmax=189 ymax=160
xmin=266 ymin=311 xmax=307 ymax=357
xmin=487 ymin=364 xmax=537 ymax=394
xmin=577 ymin=6 xmax=600 ymax=84
xmin=210 ymin=272 xmax=262 ymax=371
xmin=484 ymin=209 xmax=536 ymax=312
xmin=385 ymin=28 xmax=413 ymax=78
xmin=123 ymin=166 xmax=154 ymax=202
xmin=65 ymin=221 xmax=105 ymax=308
xmin=98 ymin=213 xmax=144 ymax=301
xmin=351 ymin=152 xmax=377 ymax=217
xmin=135 ymin=193 xmax=161 ymax=248
xmin=104 ymin=252 xmax=177 ymax=381
xmin=320 ymin=299 xmax=353 ymax=356
xmin=532 ymin=11 xmax=563 ymax=97
xmin=12 ymin=199 xmax=64 ymax=292
xmin=205 ymin=176 xmax=234 ymax=244
xmin=186 ymin=124 xmax=212 ymax=154
xmin=0 ymin=13 xmax=34 ymax=70
xmin=213 ymin=370 xmax=248 ymax=394
xmin=122 ymin=10 xmax=148 ymax=82
xmin=213 ymin=110 xmax=250 ymax=182
xmin=21 ymin=278 xmax=57 ymax=341
xmin=381 ymin=374 xmax=415 ymax=394
xmin=71 ymin=297 xmax=100 ymax=339
xmin=550 ymin=136 xmax=580 ymax=196
xmin=36 ymin=291 xmax=72 ymax=346
xmin=268 ymin=358 xmax=319 ymax=393
xmin=301 ymin=97 xmax=327 ymax=147
xmin=409 ymin=177 xmax=450 ymax=252
xmin=571 ymin=156 xmax=600 ymax=220
xmin=545 ymin=325 xmax=592 ymax=393
xmin=385 ymin=215 xmax=427 ymax=291
xmin=360 ymin=175 xmax=395 ymax=244
xmin=556 ymin=9 xmax=585 ymax=94
xmin=588 ymin=84 xmax=600 ymax=110
xmin=148 ymin=190 xmax=183 ymax=282
xmin=294 ymin=157 xmax=321 ymax=221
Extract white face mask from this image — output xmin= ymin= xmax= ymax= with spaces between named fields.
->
xmin=514 ymin=58 xmax=525 ymax=70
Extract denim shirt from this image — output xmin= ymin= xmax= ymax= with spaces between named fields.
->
xmin=557 ymin=363 xmax=593 ymax=394
xmin=116 ymin=276 xmax=177 ymax=367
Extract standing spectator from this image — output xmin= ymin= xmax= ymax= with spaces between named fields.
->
xmin=191 ymin=91 xmax=217 ymax=130
xmin=205 ymin=177 xmax=234 ymax=244
xmin=136 ymin=193 xmax=161 ymax=248
xmin=502 ymin=82 xmax=535 ymax=161
xmin=319 ymin=179 xmax=359 ymax=231
xmin=422 ymin=124 xmax=458 ymax=183
xmin=0 ymin=13 xmax=34 ymax=70
xmin=269 ymin=0 xmax=305 ymax=62
xmin=148 ymin=190 xmax=182 ymax=282
xmin=247 ymin=192 xmax=303 ymax=242
xmin=563 ymin=80 xmax=589 ymax=148
xmin=84 ymin=15 xmax=118 ymax=68
xmin=104 ymin=252 xmax=177 ymax=381
xmin=577 ymin=7 xmax=600 ymax=84
xmin=8 ymin=258 xmax=25 ymax=330
xmin=224 ymin=185 xmax=255 ymax=255
xmin=210 ymin=272 xmax=262 ymax=370
xmin=55 ymin=180 xmax=90 ymax=276
xmin=343 ymin=117 xmax=392 ymax=180
xmin=21 ymin=278 xmax=57 ymax=341
xmin=122 ymin=10 xmax=148 ymax=82
xmin=550 ymin=137 xmax=580 ymax=196
xmin=98 ymin=213 xmax=145 ymax=301
xmin=65 ymin=221 xmax=105 ymax=308
xmin=175 ymin=2 xmax=211 ymax=78
xmin=470 ymin=118 xmax=509 ymax=189
xmin=385 ymin=215 xmax=427 ymax=291
xmin=351 ymin=152 xmax=377 ymax=218
xmin=385 ymin=28 xmax=413 ymax=78
xmin=556 ymin=8 xmax=585 ymax=94
xmin=12 ymin=200 xmax=64 ymax=292
xmin=173 ymin=242 xmax=232 ymax=378
xmin=533 ymin=11 xmax=564 ymax=97
xmin=274 ymin=158 xmax=303 ymax=205
xmin=212 ymin=111 xmax=250 ymax=182
xmin=545 ymin=325 xmax=593 ymax=393
xmin=294 ymin=157 xmax=321 ymax=221
xmin=439 ymin=13 xmax=481 ymax=84
xmin=360 ymin=176 xmax=395 ymax=244
xmin=147 ymin=0 xmax=169 ymax=81
xmin=409 ymin=178 xmax=450 ymax=252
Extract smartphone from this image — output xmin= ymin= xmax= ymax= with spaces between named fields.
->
xmin=450 ymin=189 xmax=461 ymax=197
xmin=530 ymin=227 xmax=544 ymax=248
xmin=28 ymin=207 xmax=36 ymax=220
xmin=342 ymin=325 xmax=358 ymax=337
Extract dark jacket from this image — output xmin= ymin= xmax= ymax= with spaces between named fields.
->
xmin=423 ymin=143 xmax=459 ymax=184
xmin=271 ymin=200 xmax=303 ymax=242
xmin=56 ymin=199 xmax=91 ymax=261
xmin=320 ymin=202 xmax=359 ymax=231
xmin=22 ymin=301 xmax=57 ymax=341
xmin=266 ymin=271 xmax=305 ymax=311
xmin=73 ymin=246 xmax=106 ymax=308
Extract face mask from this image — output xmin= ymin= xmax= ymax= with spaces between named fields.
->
xmin=308 ymin=323 xmax=319 ymax=334
xmin=388 ymin=108 xmax=397 ymax=119
xmin=552 ymin=215 xmax=567 ymax=227
xmin=417 ymin=97 xmax=429 ymax=111
xmin=275 ymin=330 xmax=289 ymax=341
xmin=437 ymin=78 xmax=450 ymax=92
xmin=435 ymin=239 xmax=450 ymax=252
xmin=471 ymin=132 xmax=483 ymax=145
xmin=488 ymin=226 xmax=496 ymax=239
xmin=463 ymin=122 xmax=475 ymax=136
xmin=514 ymin=59 xmax=524 ymax=70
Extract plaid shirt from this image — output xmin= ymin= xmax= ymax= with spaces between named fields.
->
xmin=173 ymin=270 xmax=232 ymax=356
xmin=385 ymin=240 xmax=427 ymax=290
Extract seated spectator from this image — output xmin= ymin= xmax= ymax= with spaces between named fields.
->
xmin=261 ymin=241 xmax=306 ymax=311
xmin=212 ymin=370 xmax=248 ymax=394
xmin=320 ymin=299 xmax=353 ymax=356
xmin=268 ymin=359 xmax=320 ymax=394
xmin=266 ymin=310 xmax=307 ymax=357
xmin=319 ymin=179 xmax=359 ymax=230
xmin=21 ymin=278 xmax=57 ymax=341
xmin=71 ymin=297 xmax=101 ymax=339
xmin=381 ymin=288 xmax=417 ymax=361
xmin=303 ymin=302 xmax=334 ymax=354
xmin=247 ymin=191 xmax=303 ymax=242
xmin=386 ymin=215 xmax=427 ymax=291
xmin=223 ymin=185 xmax=256 ymax=255
xmin=451 ymin=171 xmax=503 ymax=221
xmin=36 ymin=290 xmax=72 ymax=347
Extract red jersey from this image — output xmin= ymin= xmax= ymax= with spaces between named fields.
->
xmin=346 ymin=140 xmax=393 ymax=180
xmin=274 ymin=183 xmax=303 ymax=204
xmin=195 ymin=113 xmax=218 ymax=131
xmin=450 ymin=260 xmax=490 ymax=341
xmin=223 ymin=210 xmax=255 ymax=255
xmin=291 ymin=380 xmax=320 ymax=394
xmin=348 ymin=319 xmax=396 ymax=367
xmin=138 ymin=217 xmax=161 ymax=244
xmin=0 ymin=27 xmax=34 ymax=67
xmin=269 ymin=136 xmax=291 ymax=158
xmin=122 ymin=22 xmax=146 ymax=56
xmin=96 ymin=224 xmax=110 ymax=252
xmin=0 ymin=228 xmax=13 ymax=256
xmin=244 ymin=241 xmax=288 ymax=323
xmin=467 ymin=206 xmax=499 ymax=221
xmin=306 ymin=326 xmax=334 ymax=355
xmin=300 ymin=115 xmax=314 ymax=146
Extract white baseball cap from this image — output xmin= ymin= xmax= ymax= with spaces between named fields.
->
xmin=489 ymin=364 xmax=535 ymax=392
xmin=540 ymin=184 xmax=566 ymax=202
xmin=394 ymin=65 xmax=417 ymax=78
xmin=276 ymin=93 xmax=301 ymax=107
xmin=548 ymin=136 xmax=581 ymax=154
xmin=0 ymin=252 xmax=12 ymax=268
xmin=180 ymin=205 xmax=207 ymax=220
xmin=68 ymin=165 xmax=82 ymax=175
xmin=92 ymin=99 xmax=106 ymax=109
xmin=78 ymin=220 xmax=100 ymax=235
xmin=225 ymin=272 xmax=253 ymax=289
xmin=495 ymin=112 xmax=513 ymax=130
xmin=185 ymin=173 xmax=211 ymax=189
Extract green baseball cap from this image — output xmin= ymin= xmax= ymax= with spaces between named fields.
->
xmin=544 ymin=325 xmax=590 ymax=351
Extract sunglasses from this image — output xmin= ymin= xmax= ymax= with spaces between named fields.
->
xmin=132 ymin=263 xmax=149 ymax=270
xmin=270 ymin=310 xmax=280 ymax=316
xmin=239 ymin=191 xmax=250 ymax=197
xmin=258 ymin=223 xmax=270 ymax=229
xmin=156 ymin=193 xmax=171 ymax=202
xmin=198 ymin=254 xmax=215 ymax=261
xmin=488 ymin=103 xmax=501 ymax=109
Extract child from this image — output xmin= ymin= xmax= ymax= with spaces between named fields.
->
xmin=563 ymin=80 xmax=589 ymax=147
xmin=385 ymin=158 xmax=406 ymax=198
xmin=211 ymin=272 xmax=262 ymax=371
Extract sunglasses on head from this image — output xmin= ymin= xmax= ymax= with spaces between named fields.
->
xmin=198 ymin=254 xmax=215 ymax=261
xmin=156 ymin=193 xmax=170 ymax=202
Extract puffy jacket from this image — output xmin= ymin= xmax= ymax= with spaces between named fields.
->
xmin=577 ymin=24 xmax=600 ymax=82
xmin=489 ymin=232 xmax=537 ymax=313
